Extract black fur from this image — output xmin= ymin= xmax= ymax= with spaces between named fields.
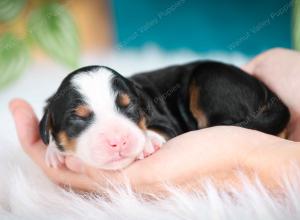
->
xmin=39 ymin=108 xmax=51 ymax=145
xmin=39 ymin=66 xmax=99 ymax=150
xmin=130 ymin=61 xmax=290 ymax=138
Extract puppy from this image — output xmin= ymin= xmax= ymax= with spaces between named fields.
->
xmin=39 ymin=61 xmax=290 ymax=170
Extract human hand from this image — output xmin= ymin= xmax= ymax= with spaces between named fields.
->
xmin=11 ymin=98 xmax=299 ymax=194
xmin=9 ymin=99 xmax=110 ymax=192
xmin=242 ymin=48 xmax=300 ymax=141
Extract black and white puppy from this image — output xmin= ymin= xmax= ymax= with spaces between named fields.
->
xmin=39 ymin=61 xmax=290 ymax=170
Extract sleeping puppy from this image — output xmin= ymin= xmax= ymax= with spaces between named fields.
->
xmin=39 ymin=61 xmax=290 ymax=170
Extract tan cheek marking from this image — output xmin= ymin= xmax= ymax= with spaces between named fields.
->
xmin=58 ymin=131 xmax=77 ymax=152
xmin=74 ymin=105 xmax=91 ymax=118
xmin=189 ymin=82 xmax=208 ymax=128
xmin=138 ymin=116 xmax=147 ymax=130
xmin=118 ymin=94 xmax=131 ymax=107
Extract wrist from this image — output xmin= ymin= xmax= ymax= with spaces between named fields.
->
xmin=243 ymin=138 xmax=300 ymax=183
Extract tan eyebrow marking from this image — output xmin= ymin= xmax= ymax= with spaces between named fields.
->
xmin=74 ymin=105 xmax=92 ymax=118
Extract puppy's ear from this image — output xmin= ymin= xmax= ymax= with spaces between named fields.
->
xmin=39 ymin=108 xmax=52 ymax=145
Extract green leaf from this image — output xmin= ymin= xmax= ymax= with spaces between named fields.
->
xmin=293 ymin=0 xmax=300 ymax=50
xmin=0 ymin=0 xmax=26 ymax=22
xmin=0 ymin=33 xmax=30 ymax=90
xmin=28 ymin=2 xmax=80 ymax=68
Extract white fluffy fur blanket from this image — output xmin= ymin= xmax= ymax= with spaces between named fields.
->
xmin=1 ymin=47 xmax=300 ymax=219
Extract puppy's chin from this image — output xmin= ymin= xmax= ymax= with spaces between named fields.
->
xmin=99 ymin=157 xmax=136 ymax=170
xmin=77 ymin=154 xmax=137 ymax=170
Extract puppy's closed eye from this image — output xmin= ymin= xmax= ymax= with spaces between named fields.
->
xmin=66 ymin=106 xmax=93 ymax=133
xmin=65 ymin=109 xmax=93 ymax=138
xmin=68 ymin=114 xmax=90 ymax=122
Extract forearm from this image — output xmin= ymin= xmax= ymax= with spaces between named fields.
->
xmin=126 ymin=127 xmax=300 ymax=194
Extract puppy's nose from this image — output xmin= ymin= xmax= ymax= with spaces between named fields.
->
xmin=106 ymin=136 xmax=128 ymax=149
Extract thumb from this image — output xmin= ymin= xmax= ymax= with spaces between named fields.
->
xmin=9 ymin=98 xmax=40 ymax=148
xmin=241 ymin=59 xmax=258 ymax=74
xmin=65 ymin=156 xmax=85 ymax=173
xmin=65 ymin=156 xmax=120 ymax=183
xmin=241 ymin=51 xmax=270 ymax=74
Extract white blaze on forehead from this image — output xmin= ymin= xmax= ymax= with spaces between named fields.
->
xmin=71 ymin=67 xmax=117 ymax=114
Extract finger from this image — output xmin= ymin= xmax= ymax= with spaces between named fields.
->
xmin=24 ymin=145 xmax=102 ymax=192
xmin=65 ymin=156 xmax=85 ymax=173
xmin=27 ymin=144 xmax=103 ymax=192
xmin=20 ymin=141 xmax=99 ymax=192
xmin=241 ymin=51 xmax=269 ymax=74
xmin=47 ymin=167 xmax=101 ymax=192
xmin=9 ymin=98 xmax=48 ymax=166
xmin=241 ymin=62 xmax=255 ymax=74
xmin=9 ymin=98 xmax=40 ymax=148
xmin=65 ymin=156 xmax=123 ymax=187
xmin=8 ymin=99 xmax=108 ymax=192
xmin=286 ymin=120 xmax=300 ymax=141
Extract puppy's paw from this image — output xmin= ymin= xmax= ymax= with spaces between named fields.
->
xmin=137 ymin=130 xmax=166 ymax=159
xmin=147 ymin=130 xmax=166 ymax=150
xmin=45 ymin=144 xmax=65 ymax=168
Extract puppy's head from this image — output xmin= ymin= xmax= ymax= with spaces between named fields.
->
xmin=40 ymin=66 xmax=149 ymax=170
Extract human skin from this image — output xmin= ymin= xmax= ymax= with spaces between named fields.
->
xmin=242 ymin=48 xmax=300 ymax=141
xmin=10 ymin=48 xmax=300 ymax=194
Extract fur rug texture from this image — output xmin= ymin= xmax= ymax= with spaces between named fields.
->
xmin=0 ymin=47 xmax=300 ymax=219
